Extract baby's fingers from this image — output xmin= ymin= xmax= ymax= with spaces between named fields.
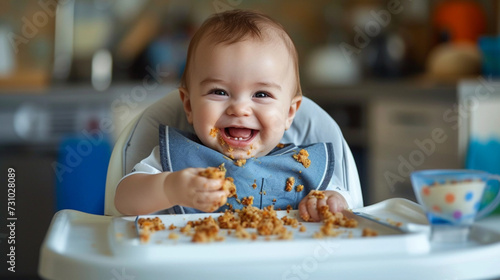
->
xmin=326 ymin=194 xmax=348 ymax=213
xmin=192 ymin=190 xmax=227 ymax=212
xmin=301 ymin=196 xmax=321 ymax=222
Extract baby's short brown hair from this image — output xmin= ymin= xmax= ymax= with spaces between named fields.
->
xmin=180 ymin=9 xmax=301 ymax=96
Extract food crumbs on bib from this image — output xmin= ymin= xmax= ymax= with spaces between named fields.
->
xmin=285 ymin=177 xmax=295 ymax=192
xmin=293 ymin=149 xmax=311 ymax=168
xmin=241 ymin=196 xmax=254 ymax=206
xmin=296 ymin=185 xmax=304 ymax=192
xmin=234 ymin=159 xmax=246 ymax=166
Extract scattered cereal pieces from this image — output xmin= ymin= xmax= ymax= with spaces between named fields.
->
xmin=210 ymin=127 xmax=218 ymax=138
xmin=285 ymin=177 xmax=295 ymax=192
xmin=281 ymin=216 xmax=299 ymax=228
xmin=234 ymin=159 xmax=246 ymax=167
xmin=312 ymin=205 xmax=359 ymax=238
xmin=191 ymin=216 xmax=225 ymax=243
xmin=286 ymin=205 xmax=293 ymax=213
xmin=168 ymin=223 xmax=177 ymax=230
xmin=362 ymin=228 xmax=378 ymax=237
xmin=299 ymin=225 xmax=307 ymax=232
xmin=293 ymin=149 xmax=311 ymax=168
xmin=252 ymin=183 xmax=257 ymax=189
xmin=168 ymin=232 xmax=179 ymax=240
xmin=241 ymin=196 xmax=254 ymax=206
xmin=218 ymin=210 xmax=240 ymax=229
xmin=272 ymin=198 xmax=277 ymax=203
xmin=386 ymin=218 xmax=403 ymax=227
xmin=137 ymin=217 xmax=166 ymax=243
xmin=179 ymin=223 xmax=192 ymax=234
xmin=276 ymin=143 xmax=285 ymax=148
xmin=296 ymin=185 xmax=304 ymax=192
xmin=218 ymin=136 xmax=226 ymax=146
xmin=246 ymin=144 xmax=255 ymax=156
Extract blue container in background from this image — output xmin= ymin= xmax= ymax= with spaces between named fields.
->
xmin=55 ymin=134 xmax=112 ymax=215
xmin=478 ymin=36 xmax=500 ymax=78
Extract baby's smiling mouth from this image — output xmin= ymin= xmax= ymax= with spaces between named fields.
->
xmin=221 ymin=127 xmax=258 ymax=147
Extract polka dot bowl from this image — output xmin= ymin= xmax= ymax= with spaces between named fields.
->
xmin=411 ymin=170 xmax=500 ymax=226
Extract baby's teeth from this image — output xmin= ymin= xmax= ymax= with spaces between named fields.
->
xmin=238 ymin=137 xmax=243 ymax=140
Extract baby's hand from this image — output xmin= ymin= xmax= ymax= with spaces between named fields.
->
xmin=164 ymin=168 xmax=228 ymax=212
xmin=298 ymin=190 xmax=348 ymax=222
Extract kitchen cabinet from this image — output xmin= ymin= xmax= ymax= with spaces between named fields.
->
xmin=305 ymin=82 xmax=458 ymax=205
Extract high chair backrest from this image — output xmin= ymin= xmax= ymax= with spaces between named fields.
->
xmin=104 ymin=90 xmax=363 ymax=216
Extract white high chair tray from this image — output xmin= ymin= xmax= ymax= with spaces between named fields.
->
xmin=39 ymin=198 xmax=500 ymax=280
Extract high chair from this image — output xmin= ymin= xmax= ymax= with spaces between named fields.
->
xmin=104 ymin=89 xmax=363 ymax=216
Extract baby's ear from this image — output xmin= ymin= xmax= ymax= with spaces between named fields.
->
xmin=179 ymin=87 xmax=193 ymax=124
xmin=285 ymin=95 xmax=302 ymax=130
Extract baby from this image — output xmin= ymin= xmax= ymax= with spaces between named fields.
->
xmin=115 ymin=9 xmax=355 ymax=222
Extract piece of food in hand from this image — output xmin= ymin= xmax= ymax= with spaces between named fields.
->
xmin=198 ymin=166 xmax=226 ymax=179
xmin=308 ymin=190 xmax=326 ymax=199
xmin=198 ymin=164 xmax=237 ymax=198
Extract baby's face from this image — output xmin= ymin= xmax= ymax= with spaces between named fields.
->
xmin=181 ymin=37 xmax=300 ymax=159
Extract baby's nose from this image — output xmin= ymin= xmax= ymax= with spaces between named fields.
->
xmin=226 ymin=100 xmax=251 ymax=117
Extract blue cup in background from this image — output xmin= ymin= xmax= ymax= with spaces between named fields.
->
xmin=478 ymin=36 xmax=500 ymax=78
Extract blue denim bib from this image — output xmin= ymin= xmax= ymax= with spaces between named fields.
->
xmin=159 ymin=126 xmax=335 ymax=214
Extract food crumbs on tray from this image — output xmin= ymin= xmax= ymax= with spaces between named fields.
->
xmin=137 ymin=203 xmax=381 ymax=244
xmin=286 ymin=205 xmax=293 ymax=213
xmin=293 ymin=149 xmax=311 ymax=168
xmin=311 ymin=205 xmax=359 ymax=238
xmin=285 ymin=177 xmax=295 ymax=192
xmin=168 ymin=232 xmax=179 ymax=240
xmin=386 ymin=218 xmax=403 ymax=227
xmin=168 ymin=223 xmax=177 ymax=230
xmin=362 ymin=228 xmax=378 ymax=237
xmin=137 ymin=217 xmax=166 ymax=243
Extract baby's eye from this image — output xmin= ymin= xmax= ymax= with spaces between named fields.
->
xmin=211 ymin=89 xmax=227 ymax=96
xmin=254 ymin=91 xmax=270 ymax=98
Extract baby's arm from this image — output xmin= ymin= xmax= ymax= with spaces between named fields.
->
xmin=115 ymin=169 xmax=228 ymax=215
xmin=114 ymin=146 xmax=228 ymax=215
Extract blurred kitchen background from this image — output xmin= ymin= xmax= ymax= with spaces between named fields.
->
xmin=0 ymin=0 xmax=499 ymax=278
